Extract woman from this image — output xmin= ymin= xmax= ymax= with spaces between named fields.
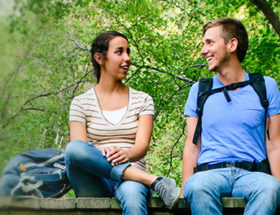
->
xmin=65 ymin=31 xmax=180 ymax=214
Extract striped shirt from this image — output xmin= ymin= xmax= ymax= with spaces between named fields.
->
xmin=69 ymin=87 xmax=154 ymax=171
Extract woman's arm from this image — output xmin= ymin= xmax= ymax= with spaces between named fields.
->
xmin=106 ymin=114 xmax=153 ymax=165
xmin=70 ymin=121 xmax=87 ymax=142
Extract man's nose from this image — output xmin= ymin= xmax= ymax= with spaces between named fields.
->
xmin=200 ymin=45 xmax=207 ymax=56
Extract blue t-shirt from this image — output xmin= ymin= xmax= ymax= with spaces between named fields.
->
xmin=184 ymin=73 xmax=280 ymax=165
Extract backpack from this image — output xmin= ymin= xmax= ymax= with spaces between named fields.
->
xmin=0 ymin=148 xmax=71 ymax=198
xmin=193 ymin=73 xmax=269 ymax=144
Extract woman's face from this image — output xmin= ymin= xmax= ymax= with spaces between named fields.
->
xmin=102 ymin=36 xmax=131 ymax=81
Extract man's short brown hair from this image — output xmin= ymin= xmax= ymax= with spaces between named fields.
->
xmin=203 ymin=17 xmax=248 ymax=62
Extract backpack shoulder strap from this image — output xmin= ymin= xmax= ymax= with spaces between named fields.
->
xmin=248 ymin=73 xmax=269 ymax=109
xmin=249 ymin=73 xmax=269 ymax=140
xmin=193 ymin=78 xmax=213 ymax=144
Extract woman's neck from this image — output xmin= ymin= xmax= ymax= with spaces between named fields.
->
xmin=95 ymin=79 xmax=127 ymax=95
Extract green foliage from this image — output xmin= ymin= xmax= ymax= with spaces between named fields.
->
xmin=0 ymin=0 xmax=280 ymax=196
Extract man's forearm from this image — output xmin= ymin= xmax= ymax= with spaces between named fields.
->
xmin=268 ymin=148 xmax=280 ymax=181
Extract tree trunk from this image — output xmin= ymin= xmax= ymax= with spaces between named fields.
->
xmin=250 ymin=0 xmax=280 ymax=37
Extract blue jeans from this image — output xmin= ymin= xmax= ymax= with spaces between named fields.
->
xmin=183 ymin=168 xmax=280 ymax=215
xmin=65 ymin=140 xmax=150 ymax=215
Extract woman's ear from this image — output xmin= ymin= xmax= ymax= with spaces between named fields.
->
xmin=94 ymin=53 xmax=104 ymax=65
xmin=227 ymin=38 xmax=238 ymax=53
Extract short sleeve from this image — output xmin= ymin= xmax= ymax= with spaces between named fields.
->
xmin=265 ymin=76 xmax=280 ymax=117
xmin=139 ymin=94 xmax=154 ymax=116
xmin=69 ymin=97 xmax=86 ymax=124
xmin=184 ymin=82 xmax=199 ymax=117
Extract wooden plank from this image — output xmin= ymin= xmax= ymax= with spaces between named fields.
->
xmin=148 ymin=197 xmax=165 ymax=209
xmin=176 ymin=198 xmax=188 ymax=209
xmin=0 ymin=197 xmax=40 ymax=209
xmin=222 ymin=197 xmax=246 ymax=208
xmin=0 ymin=210 xmax=81 ymax=215
xmin=110 ymin=197 xmax=121 ymax=209
xmin=76 ymin=197 xmax=110 ymax=209
xmin=40 ymin=198 xmax=76 ymax=210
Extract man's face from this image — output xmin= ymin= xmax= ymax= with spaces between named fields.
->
xmin=201 ymin=26 xmax=231 ymax=72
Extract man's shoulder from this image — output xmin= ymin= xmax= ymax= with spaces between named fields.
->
xmin=190 ymin=81 xmax=199 ymax=91
xmin=264 ymin=75 xmax=277 ymax=84
xmin=263 ymin=76 xmax=279 ymax=92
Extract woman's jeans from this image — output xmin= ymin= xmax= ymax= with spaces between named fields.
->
xmin=183 ymin=167 xmax=280 ymax=215
xmin=65 ymin=140 xmax=150 ymax=215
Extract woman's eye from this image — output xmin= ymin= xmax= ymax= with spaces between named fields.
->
xmin=116 ymin=50 xmax=122 ymax=54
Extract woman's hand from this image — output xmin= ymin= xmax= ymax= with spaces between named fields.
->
xmin=104 ymin=146 xmax=130 ymax=166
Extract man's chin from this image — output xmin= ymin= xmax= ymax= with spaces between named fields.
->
xmin=208 ymin=65 xmax=217 ymax=72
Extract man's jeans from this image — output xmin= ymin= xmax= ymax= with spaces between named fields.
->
xmin=183 ymin=167 xmax=280 ymax=215
xmin=65 ymin=140 xmax=150 ymax=215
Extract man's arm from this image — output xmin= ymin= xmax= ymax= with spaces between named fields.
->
xmin=267 ymin=114 xmax=280 ymax=181
xmin=181 ymin=116 xmax=201 ymax=195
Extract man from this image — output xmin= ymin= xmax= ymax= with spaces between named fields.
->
xmin=182 ymin=17 xmax=280 ymax=215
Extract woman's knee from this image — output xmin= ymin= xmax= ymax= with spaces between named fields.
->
xmin=65 ymin=140 xmax=84 ymax=153
xmin=65 ymin=140 xmax=96 ymax=163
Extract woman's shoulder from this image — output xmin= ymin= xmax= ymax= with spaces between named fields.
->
xmin=129 ymin=87 xmax=150 ymax=96
xmin=71 ymin=88 xmax=96 ymax=104
xmin=129 ymin=87 xmax=153 ymax=100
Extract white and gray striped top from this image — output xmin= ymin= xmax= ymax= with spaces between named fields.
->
xmin=69 ymin=87 xmax=154 ymax=171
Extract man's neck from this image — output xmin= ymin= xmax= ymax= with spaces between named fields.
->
xmin=217 ymin=59 xmax=245 ymax=85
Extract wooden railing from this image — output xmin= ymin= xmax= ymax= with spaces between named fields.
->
xmin=0 ymin=196 xmax=279 ymax=215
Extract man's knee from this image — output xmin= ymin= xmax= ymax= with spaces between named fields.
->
xmin=183 ymin=174 xmax=206 ymax=199
xmin=260 ymin=175 xmax=280 ymax=197
xmin=183 ymin=170 xmax=230 ymax=200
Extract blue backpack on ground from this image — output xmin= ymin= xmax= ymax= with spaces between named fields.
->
xmin=0 ymin=148 xmax=71 ymax=198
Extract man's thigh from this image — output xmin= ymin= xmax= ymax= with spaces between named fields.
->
xmin=183 ymin=168 xmax=232 ymax=200
xmin=232 ymin=169 xmax=280 ymax=199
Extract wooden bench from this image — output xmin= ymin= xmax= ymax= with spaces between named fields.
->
xmin=0 ymin=197 xmax=278 ymax=215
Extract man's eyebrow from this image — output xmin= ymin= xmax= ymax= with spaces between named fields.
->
xmin=203 ymin=38 xmax=213 ymax=44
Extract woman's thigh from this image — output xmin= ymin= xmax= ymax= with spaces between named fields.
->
xmin=70 ymin=168 xmax=117 ymax=197
xmin=65 ymin=140 xmax=130 ymax=182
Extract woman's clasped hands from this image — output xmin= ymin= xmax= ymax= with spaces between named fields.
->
xmin=101 ymin=146 xmax=130 ymax=166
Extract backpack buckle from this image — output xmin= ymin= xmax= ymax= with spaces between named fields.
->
xmin=264 ymin=99 xmax=269 ymax=108
xmin=196 ymin=108 xmax=202 ymax=115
